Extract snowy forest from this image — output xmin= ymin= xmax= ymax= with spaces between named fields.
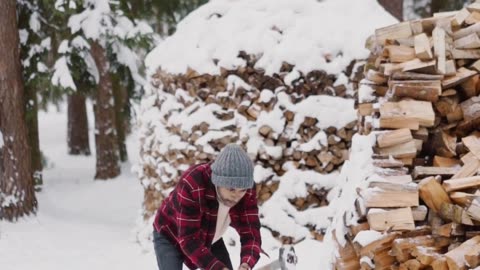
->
xmin=2 ymin=0 xmax=480 ymax=270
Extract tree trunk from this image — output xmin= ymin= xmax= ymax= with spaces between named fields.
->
xmin=112 ymin=74 xmax=128 ymax=162
xmin=0 ymin=0 xmax=37 ymax=220
xmin=67 ymin=92 xmax=91 ymax=156
xmin=25 ymin=85 xmax=43 ymax=188
xmin=90 ymin=41 xmax=120 ymax=180
xmin=378 ymin=0 xmax=404 ymax=21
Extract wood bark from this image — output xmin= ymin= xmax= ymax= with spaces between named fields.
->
xmin=90 ymin=41 xmax=120 ymax=180
xmin=24 ymin=85 xmax=42 ymax=188
xmin=0 ymin=0 xmax=37 ymax=220
xmin=67 ymin=92 xmax=91 ymax=155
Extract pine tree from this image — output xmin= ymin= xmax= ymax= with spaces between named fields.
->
xmin=51 ymin=0 xmax=155 ymax=179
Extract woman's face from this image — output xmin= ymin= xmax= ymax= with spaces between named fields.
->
xmin=216 ymin=187 xmax=248 ymax=207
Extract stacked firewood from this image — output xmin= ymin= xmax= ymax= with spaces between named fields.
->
xmin=336 ymin=3 xmax=480 ymax=270
xmin=144 ymin=52 xmax=357 ymax=210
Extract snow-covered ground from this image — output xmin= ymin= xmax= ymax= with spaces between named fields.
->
xmin=0 ymin=105 xmax=334 ymax=270
xmin=0 ymin=105 xmax=155 ymax=270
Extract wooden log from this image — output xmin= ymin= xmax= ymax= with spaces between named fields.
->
xmin=362 ymin=181 xmax=419 ymax=208
xmin=367 ymin=207 xmax=415 ymax=231
xmin=365 ymin=69 xmax=388 ymax=84
xmin=442 ymin=67 xmax=478 ymax=88
xmin=349 ymin=222 xmax=370 ymax=237
xmin=381 ymin=175 xmax=413 ymax=184
xmin=453 ymin=22 xmax=480 ymax=40
xmin=431 ymin=257 xmax=448 ymax=270
xmin=372 ymin=158 xmax=404 ymax=168
xmin=335 ymin=238 xmax=360 ymax=270
xmin=433 ymin=156 xmax=461 ymax=167
xmin=412 ymin=205 xmax=428 ymax=221
xmin=411 ymin=246 xmax=442 ymax=266
xmin=385 ymin=45 xmax=416 ymax=63
xmin=465 ymin=244 xmax=480 ymax=268
xmin=461 ymin=96 xmax=480 ymax=124
xmin=389 ymin=80 xmax=442 ymax=102
xmin=440 ymin=203 xmax=474 ymax=225
xmin=460 ymin=74 xmax=479 ymax=97
xmin=453 ymin=8 xmax=471 ymax=28
xmin=450 ymin=192 xmax=480 ymax=206
xmin=412 ymin=166 xmax=459 ymax=179
xmin=375 ymin=140 xmax=417 ymax=159
xmin=445 ymin=60 xmax=458 ymax=77
xmin=432 ymin=130 xmax=457 ymax=158
xmin=468 ymin=2 xmax=480 ymax=12
xmin=402 ymin=58 xmax=437 ymax=74
xmin=391 ymin=235 xmax=435 ymax=263
xmin=445 ymin=235 xmax=480 ymax=270
xmin=379 ymin=100 xmax=435 ymax=129
xmin=414 ymin=33 xmax=433 ymax=60
xmin=355 ymin=232 xmax=399 ymax=259
xmin=471 ymin=59 xmax=480 ymax=72
xmin=358 ymin=103 xmax=373 ymax=116
xmin=412 ymin=127 xmax=429 ymax=142
xmin=467 ymin=198 xmax=480 ymax=222
xmin=443 ymin=176 xmax=480 ymax=192
xmin=376 ymin=22 xmax=413 ymax=45
xmin=391 ymin=71 xmax=443 ymax=81
xmin=433 ymin=27 xmax=447 ymax=74
xmin=381 ymin=59 xmax=437 ymax=76
xmin=466 ymin=10 xmax=480 ymax=25
xmin=452 ymin=48 xmax=480 ymax=59
xmin=452 ymin=159 xmax=480 ymax=179
xmin=418 ymin=176 xmax=452 ymax=213
xmin=454 ymin=33 xmax=480 ymax=49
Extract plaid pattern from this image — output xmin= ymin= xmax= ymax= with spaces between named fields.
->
xmin=154 ymin=163 xmax=262 ymax=270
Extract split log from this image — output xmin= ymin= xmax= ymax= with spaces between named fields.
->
xmin=367 ymin=207 xmax=415 ymax=231
xmin=445 ymin=235 xmax=480 ymax=270
xmin=379 ymin=100 xmax=435 ymax=129
xmin=388 ymin=80 xmax=442 ymax=102
xmin=375 ymin=140 xmax=417 ymax=159
xmin=385 ymin=45 xmax=416 ymax=63
xmin=376 ymin=129 xmax=413 ymax=148
xmin=433 ymin=27 xmax=447 ymax=74
xmin=414 ymin=33 xmax=433 ymax=60
xmin=443 ymin=176 xmax=480 ymax=192
xmin=375 ymin=22 xmax=413 ymax=45
xmin=418 ymin=176 xmax=451 ymax=213
xmin=431 ymin=130 xmax=457 ymax=158
xmin=412 ymin=166 xmax=459 ymax=179
xmin=362 ymin=181 xmax=418 ymax=208
xmin=433 ymin=156 xmax=461 ymax=167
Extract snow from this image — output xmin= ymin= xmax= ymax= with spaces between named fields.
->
xmin=2 ymin=0 xmax=402 ymax=268
xmin=145 ymin=0 xmax=397 ymax=76
xmin=0 ymin=104 xmax=154 ymax=270
xmin=51 ymin=57 xmax=76 ymax=90
xmin=353 ymin=230 xmax=384 ymax=247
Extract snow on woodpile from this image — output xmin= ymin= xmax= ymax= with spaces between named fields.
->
xmin=326 ymin=3 xmax=480 ymax=270
xmin=137 ymin=0 xmax=397 ymax=242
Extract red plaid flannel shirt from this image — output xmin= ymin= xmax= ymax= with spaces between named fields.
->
xmin=153 ymin=163 xmax=262 ymax=270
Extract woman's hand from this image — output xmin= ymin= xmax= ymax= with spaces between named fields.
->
xmin=238 ymin=263 xmax=250 ymax=270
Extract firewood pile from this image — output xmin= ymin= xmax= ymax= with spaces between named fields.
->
xmin=335 ymin=4 xmax=480 ymax=270
xmin=140 ymin=52 xmax=359 ymax=217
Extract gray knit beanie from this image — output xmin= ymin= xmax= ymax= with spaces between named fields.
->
xmin=211 ymin=143 xmax=254 ymax=189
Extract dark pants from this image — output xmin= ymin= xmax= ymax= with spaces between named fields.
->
xmin=153 ymin=230 xmax=233 ymax=270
